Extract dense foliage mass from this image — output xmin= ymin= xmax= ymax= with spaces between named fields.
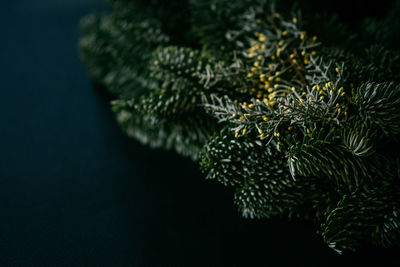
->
xmin=80 ymin=0 xmax=400 ymax=253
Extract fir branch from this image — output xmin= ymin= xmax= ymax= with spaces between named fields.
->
xmin=81 ymin=0 xmax=400 ymax=253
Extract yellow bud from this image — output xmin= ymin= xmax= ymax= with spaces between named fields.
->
xmin=260 ymin=44 xmax=266 ymax=50
xmin=311 ymin=51 xmax=317 ymax=56
xmin=274 ymin=84 xmax=279 ymax=89
xmin=278 ymin=40 xmax=284 ymax=46
xmin=247 ymin=73 xmax=254 ymax=78
xmin=254 ymin=61 xmax=260 ymax=67
xmin=248 ymin=104 xmax=255 ymax=109
xmin=275 ymin=77 xmax=281 ymax=82
xmin=257 ymin=55 xmax=263 ymax=60
xmin=258 ymin=128 xmax=263 ymax=134
xmin=292 ymin=17 xmax=297 ymax=23
xmin=232 ymin=113 xmax=237 ymax=118
xmin=235 ymin=129 xmax=239 ymax=138
xmin=335 ymin=67 xmax=340 ymax=73
xmin=262 ymin=115 xmax=269 ymax=121
xmin=242 ymin=128 xmax=247 ymax=135
xmin=288 ymin=126 xmax=293 ymax=130
xmin=283 ymin=31 xmax=288 ymax=36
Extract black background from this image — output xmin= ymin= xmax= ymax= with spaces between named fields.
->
xmin=0 ymin=0 xmax=398 ymax=266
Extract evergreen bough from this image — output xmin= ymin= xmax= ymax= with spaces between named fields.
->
xmin=79 ymin=0 xmax=400 ymax=253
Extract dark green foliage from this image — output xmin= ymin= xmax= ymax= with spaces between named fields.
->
xmin=80 ymin=0 xmax=400 ymax=254
xmin=200 ymin=128 xmax=337 ymax=220
xmin=353 ymin=82 xmax=400 ymax=136
xmin=321 ymin=182 xmax=400 ymax=253
xmin=112 ymin=98 xmax=215 ymax=159
xmin=360 ymin=0 xmax=400 ymax=50
xmin=79 ymin=12 xmax=169 ymax=98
